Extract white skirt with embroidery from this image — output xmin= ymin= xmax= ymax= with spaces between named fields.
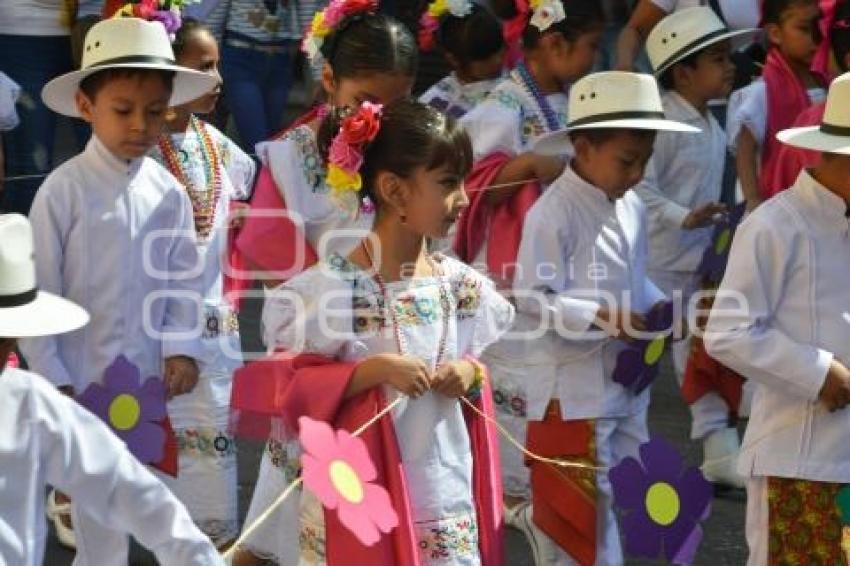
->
xmin=162 ymin=326 xmax=242 ymax=546
xmin=298 ymin=490 xmax=481 ymax=566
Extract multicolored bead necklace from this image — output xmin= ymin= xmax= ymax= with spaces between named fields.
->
xmin=512 ymin=61 xmax=561 ymax=132
xmin=158 ymin=115 xmax=222 ymax=241
xmin=361 ymin=241 xmax=451 ymax=369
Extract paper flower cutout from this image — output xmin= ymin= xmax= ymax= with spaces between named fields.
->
xmin=612 ymin=301 xmax=674 ymax=394
xmin=299 ymin=416 xmax=399 ymax=546
xmin=696 ymin=203 xmax=745 ymax=285
xmin=610 ymin=437 xmax=712 ymax=563
xmin=5 ymin=352 xmax=19 ymax=369
xmin=529 ymin=0 xmax=566 ymax=31
xmin=78 ymin=355 xmax=167 ymax=464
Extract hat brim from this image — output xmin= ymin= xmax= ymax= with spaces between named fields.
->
xmin=0 ymin=291 xmax=89 ymax=338
xmin=533 ymin=119 xmax=700 ymax=155
xmin=42 ymin=63 xmax=218 ymax=118
xmin=653 ymin=28 xmax=759 ymax=76
xmin=776 ymin=126 xmax=850 ymax=155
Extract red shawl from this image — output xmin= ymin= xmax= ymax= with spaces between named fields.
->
xmin=760 ymin=49 xmax=825 ymax=199
xmin=772 ymin=101 xmax=826 ymax=191
xmin=230 ymin=353 xmax=504 ymax=566
xmin=226 ymin=108 xmax=323 ymax=306
xmin=453 ymin=152 xmax=541 ymax=288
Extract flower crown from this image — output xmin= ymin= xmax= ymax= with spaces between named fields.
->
xmin=418 ymin=0 xmax=474 ymax=51
xmin=111 ymin=0 xmax=197 ymax=36
xmin=326 ymin=102 xmax=383 ymax=206
xmin=302 ymin=0 xmax=379 ymax=64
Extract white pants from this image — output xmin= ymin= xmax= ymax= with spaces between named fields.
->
xmin=649 ymin=269 xmax=732 ymax=440
xmin=550 ymin=410 xmax=650 ymax=566
xmin=744 ymin=477 xmax=769 ymax=566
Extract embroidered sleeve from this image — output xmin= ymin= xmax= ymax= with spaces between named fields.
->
xmin=208 ymin=123 xmax=257 ymax=200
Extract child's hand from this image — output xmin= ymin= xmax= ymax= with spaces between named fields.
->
xmin=163 ymin=356 xmax=199 ymax=400
xmin=229 ymin=202 xmax=250 ymax=230
xmin=595 ymin=306 xmax=647 ymax=341
xmin=819 ymin=360 xmax=850 ymax=412
xmin=357 ymin=353 xmax=432 ymax=398
xmin=531 ymin=154 xmax=566 ymax=185
xmin=432 ymin=360 xmax=476 ymax=399
xmin=682 ymin=202 xmax=728 ymax=230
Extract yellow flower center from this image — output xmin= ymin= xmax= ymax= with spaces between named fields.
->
xmin=646 ymin=482 xmax=680 ymax=526
xmin=329 ymin=460 xmax=364 ymax=504
xmin=715 ymin=228 xmax=732 ymax=255
xmin=108 ymin=393 xmax=141 ymax=431
xmin=643 ymin=335 xmax=666 ymax=366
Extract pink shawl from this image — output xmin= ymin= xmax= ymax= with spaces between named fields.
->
xmin=453 ymin=152 xmax=541 ymax=288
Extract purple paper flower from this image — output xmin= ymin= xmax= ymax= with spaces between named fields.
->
xmin=610 ymin=437 xmax=712 ymax=564
xmin=612 ymin=301 xmax=674 ymax=394
xmin=151 ymin=9 xmax=182 ymax=36
xmin=77 ymin=355 xmax=167 ymax=464
xmin=696 ymin=203 xmax=745 ymax=285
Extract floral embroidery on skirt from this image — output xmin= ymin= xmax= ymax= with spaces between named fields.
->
xmin=415 ymin=514 xmax=480 ymax=564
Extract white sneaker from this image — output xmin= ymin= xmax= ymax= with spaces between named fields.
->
xmin=701 ymin=427 xmax=746 ymax=490
xmin=512 ymin=502 xmax=559 ymax=566
xmin=46 ymin=489 xmax=76 ymax=550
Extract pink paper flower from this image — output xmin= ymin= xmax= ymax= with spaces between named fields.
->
xmin=329 ymin=135 xmax=364 ymax=172
xmin=298 ymin=416 xmax=399 ymax=546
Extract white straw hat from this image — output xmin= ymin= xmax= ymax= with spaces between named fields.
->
xmin=0 ymin=214 xmax=89 ymax=338
xmin=777 ymin=72 xmax=850 ymax=155
xmin=646 ymin=6 xmax=757 ymax=76
xmin=534 ymin=71 xmax=699 ymax=155
xmin=42 ymin=17 xmax=218 ymax=118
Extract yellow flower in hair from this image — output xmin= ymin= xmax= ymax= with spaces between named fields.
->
xmin=529 ymin=0 xmax=543 ymax=8
xmin=311 ymin=11 xmax=332 ymax=38
xmin=428 ymin=0 xmax=449 ymax=18
xmin=327 ymin=164 xmax=363 ymax=193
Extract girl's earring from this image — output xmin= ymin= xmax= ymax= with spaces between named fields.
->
xmin=165 ymin=108 xmax=178 ymax=121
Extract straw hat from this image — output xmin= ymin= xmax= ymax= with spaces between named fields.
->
xmin=646 ymin=6 xmax=757 ymax=76
xmin=0 ymin=214 xmax=89 ymax=338
xmin=42 ymin=17 xmax=217 ymax=118
xmin=534 ymin=71 xmax=699 ymax=155
xmin=777 ymin=72 xmax=850 ymax=155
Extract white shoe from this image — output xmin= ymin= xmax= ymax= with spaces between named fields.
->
xmin=46 ymin=490 xmax=76 ymax=550
xmin=512 ymin=502 xmax=559 ymax=566
xmin=701 ymin=427 xmax=746 ymax=490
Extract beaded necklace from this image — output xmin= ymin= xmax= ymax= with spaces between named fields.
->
xmin=361 ymin=241 xmax=452 ymax=369
xmin=511 ymin=61 xmax=562 ymax=132
xmin=158 ymin=115 xmax=222 ymax=241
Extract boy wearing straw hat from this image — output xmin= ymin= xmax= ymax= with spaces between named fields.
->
xmin=706 ymin=72 xmax=850 ymax=564
xmin=515 ymin=71 xmax=697 ymax=565
xmin=18 ymin=16 xmax=217 ymax=564
xmin=0 ymin=213 xmax=222 ymax=566
xmin=637 ymin=6 xmax=757 ymax=489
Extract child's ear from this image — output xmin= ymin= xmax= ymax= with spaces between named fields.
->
xmin=375 ymin=170 xmax=408 ymax=216
xmin=75 ymin=91 xmax=95 ymax=123
xmin=765 ymin=23 xmax=783 ymax=48
xmin=572 ymin=135 xmax=591 ymax=161
xmin=320 ymin=63 xmax=336 ymax=103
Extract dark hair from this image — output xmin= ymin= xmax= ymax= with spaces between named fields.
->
xmin=568 ymin=127 xmax=657 ymax=146
xmin=658 ymin=49 xmax=701 ymax=90
xmin=436 ymin=4 xmax=505 ymax=67
xmin=79 ymin=68 xmax=175 ymax=100
xmin=317 ymin=98 xmax=473 ymax=207
xmin=321 ymin=13 xmax=419 ymax=80
xmin=172 ymin=17 xmax=212 ymax=58
xmin=832 ymin=0 xmax=850 ymax=71
xmin=761 ymin=0 xmax=818 ymax=25
xmin=494 ymin=0 xmax=604 ymax=49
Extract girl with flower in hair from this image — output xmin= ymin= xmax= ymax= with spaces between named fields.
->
xmin=147 ymin=18 xmax=256 ymax=549
xmin=230 ymin=2 xmax=419 ymax=563
xmin=418 ymin=1 xmax=506 ymax=119
xmin=236 ymin=97 xmax=514 ymax=565
xmin=454 ymin=0 xmax=604 ymax=553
